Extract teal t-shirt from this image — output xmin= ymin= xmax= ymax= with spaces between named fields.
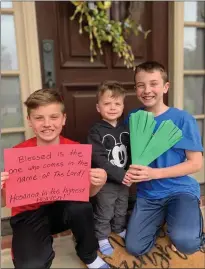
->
xmin=126 ymin=107 xmax=204 ymax=199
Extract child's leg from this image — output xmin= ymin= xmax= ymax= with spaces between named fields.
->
xmin=94 ymin=183 xmax=118 ymax=255
xmin=125 ymin=196 xmax=166 ymax=256
xmin=10 ymin=206 xmax=54 ymax=268
xmin=166 ymin=193 xmax=204 ymax=254
xmin=111 ymin=185 xmax=129 ymax=238
xmin=50 ymin=201 xmax=109 ymax=268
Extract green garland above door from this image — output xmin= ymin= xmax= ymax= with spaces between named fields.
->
xmin=70 ymin=1 xmax=151 ymax=69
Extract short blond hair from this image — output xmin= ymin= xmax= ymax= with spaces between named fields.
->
xmin=24 ymin=88 xmax=65 ymax=116
xmin=96 ymin=81 xmax=126 ymax=103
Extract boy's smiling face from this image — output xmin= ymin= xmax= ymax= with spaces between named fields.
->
xmin=27 ymin=103 xmax=66 ymax=146
xmin=135 ymin=70 xmax=169 ymax=110
xmin=96 ymin=90 xmax=124 ymax=126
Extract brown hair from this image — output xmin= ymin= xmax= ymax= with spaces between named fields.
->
xmin=24 ymin=88 xmax=65 ymax=116
xmin=96 ymin=81 xmax=126 ymax=103
xmin=134 ymin=61 xmax=168 ymax=84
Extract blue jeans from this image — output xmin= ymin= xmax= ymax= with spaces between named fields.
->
xmin=125 ymin=193 xmax=204 ymax=255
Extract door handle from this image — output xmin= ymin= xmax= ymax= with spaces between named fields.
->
xmin=46 ymin=71 xmax=55 ymax=88
xmin=42 ymin=40 xmax=56 ymax=88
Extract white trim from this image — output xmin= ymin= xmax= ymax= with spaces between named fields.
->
xmin=184 ymin=70 xmax=205 ymax=75
xmin=1 ymin=127 xmax=25 ymax=134
xmin=168 ymin=2 xmax=184 ymax=109
xmin=1 ymin=208 xmax=11 ymax=220
xmin=21 ymin=2 xmax=42 ymax=95
xmin=184 ymin=22 xmax=205 ymax=28
xmin=0 ymin=9 xmax=14 ymax=14
xmin=13 ymin=2 xmax=42 ymax=140
xmin=1 ymin=70 xmax=20 ymax=76
xmin=194 ymin=115 xmax=205 ymax=120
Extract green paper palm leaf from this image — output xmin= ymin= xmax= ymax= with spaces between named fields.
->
xmin=138 ymin=120 xmax=183 ymax=165
xmin=129 ymin=110 xmax=156 ymax=164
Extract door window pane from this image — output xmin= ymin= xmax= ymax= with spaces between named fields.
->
xmin=1 ymin=1 xmax=13 ymax=8
xmin=184 ymin=76 xmax=205 ymax=115
xmin=184 ymin=1 xmax=205 ymax=23
xmin=0 ymin=133 xmax=25 ymax=171
xmin=1 ymin=15 xmax=18 ymax=70
xmin=1 ymin=77 xmax=24 ymax=128
xmin=196 ymin=120 xmax=204 ymax=146
xmin=184 ymin=27 xmax=205 ymax=70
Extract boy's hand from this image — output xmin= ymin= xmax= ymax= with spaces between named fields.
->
xmin=90 ymin=168 xmax=107 ymax=186
xmin=122 ymin=172 xmax=132 ymax=187
xmin=1 ymin=172 xmax=9 ymax=189
xmin=128 ymin=165 xmax=159 ymax=182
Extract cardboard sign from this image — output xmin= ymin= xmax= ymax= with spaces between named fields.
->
xmin=4 ymin=144 xmax=92 ymax=208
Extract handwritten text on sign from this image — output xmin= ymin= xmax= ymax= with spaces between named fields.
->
xmin=4 ymin=144 xmax=92 ymax=207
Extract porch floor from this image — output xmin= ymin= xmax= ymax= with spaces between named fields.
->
xmin=1 ymin=234 xmax=84 ymax=268
xmin=1 ymin=206 xmax=205 ymax=268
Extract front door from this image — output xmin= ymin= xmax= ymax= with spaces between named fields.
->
xmin=35 ymin=1 xmax=168 ymax=143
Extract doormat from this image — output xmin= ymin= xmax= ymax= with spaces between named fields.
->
xmin=99 ymin=230 xmax=205 ymax=269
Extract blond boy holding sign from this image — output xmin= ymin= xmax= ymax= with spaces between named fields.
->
xmin=1 ymin=89 xmax=110 ymax=269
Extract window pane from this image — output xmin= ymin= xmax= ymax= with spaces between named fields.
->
xmin=1 ymin=77 xmax=24 ymax=128
xmin=0 ymin=133 xmax=25 ymax=171
xmin=184 ymin=76 xmax=205 ymax=115
xmin=196 ymin=120 xmax=204 ymax=146
xmin=184 ymin=28 xmax=205 ymax=70
xmin=184 ymin=1 xmax=205 ymax=22
xmin=1 ymin=15 xmax=18 ymax=70
xmin=197 ymin=120 xmax=203 ymax=137
xmin=1 ymin=1 xmax=13 ymax=8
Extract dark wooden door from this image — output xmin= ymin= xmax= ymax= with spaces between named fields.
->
xmin=35 ymin=1 xmax=168 ymax=143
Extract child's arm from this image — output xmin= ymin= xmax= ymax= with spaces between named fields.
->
xmin=128 ymin=150 xmax=202 ymax=182
xmin=89 ymin=168 xmax=107 ymax=197
xmin=156 ymin=150 xmax=202 ymax=179
xmin=1 ymin=172 xmax=8 ymax=207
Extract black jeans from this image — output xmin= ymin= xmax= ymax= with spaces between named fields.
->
xmin=10 ymin=201 xmax=98 ymax=268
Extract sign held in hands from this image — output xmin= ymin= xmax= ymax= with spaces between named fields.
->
xmin=4 ymin=144 xmax=92 ymax=208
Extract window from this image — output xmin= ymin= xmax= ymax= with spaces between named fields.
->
xmin=184 ymin=1 xmax=205 ymax=184
xmin=169 ymin=2 xmax=205 ymax=184
xmin=1 ymin=2 xmax=42 ymax=217
xmin=183 ymin=1 xmax=205 ymax=142
xmin=1 ymin=4 xmax=25 ymax=174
